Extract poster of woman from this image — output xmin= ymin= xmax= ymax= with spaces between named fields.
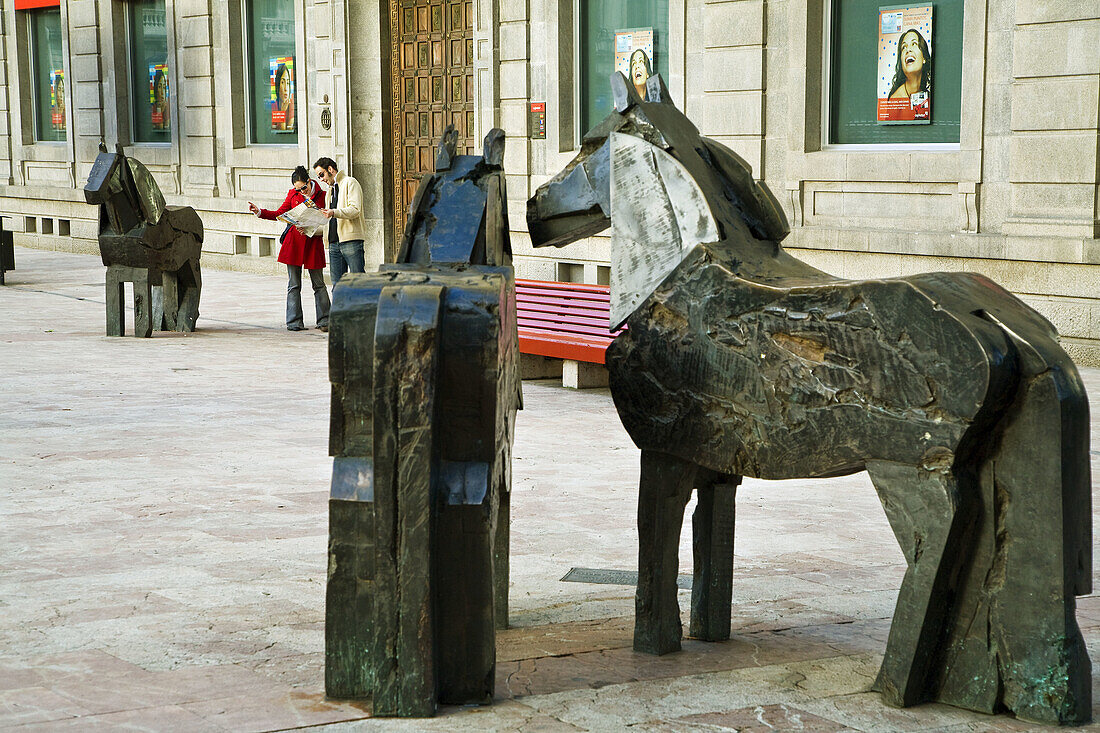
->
xmin=149 ymin=64 xmax=170 ymax=131
xmin=270 ymin=56 xmax=295 ymax=133
xmin=50 ymin=70 xmax=65 ymax=132
xmin=877 ymin=5 xmax=932 ymax=124
xmin=614 ymin=28 xmax=654 ymax=101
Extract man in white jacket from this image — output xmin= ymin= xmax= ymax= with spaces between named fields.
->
xmin=314 ymin=157 xmax=367 ymax=284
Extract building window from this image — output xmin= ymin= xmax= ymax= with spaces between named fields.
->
xmin=129 ymin=0 xmax=170 ymax=143
xmin=30 ymin=7 xmax=65 ymax=142
xmin=247 ymin=0 xmax=297 ymax=145
xmin=828 ymin=0 xmax=962 ymax=145
xmin=579 ymin=1 xmax=669 ymax=136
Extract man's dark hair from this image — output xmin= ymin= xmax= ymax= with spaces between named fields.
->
xmin=313 ymin=157 xmax=338 ymax=172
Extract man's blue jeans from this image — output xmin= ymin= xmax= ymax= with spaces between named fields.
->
xmin=329 ymin=239 xmax=365 ymax=285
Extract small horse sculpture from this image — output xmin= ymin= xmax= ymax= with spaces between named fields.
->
xmin=527 ymin=73 xmax=1091 ymax=725
xmin=84 ymin=144 xmax=202 ymax=336
xmin=327 ymin=127 xmax=520 ymax=716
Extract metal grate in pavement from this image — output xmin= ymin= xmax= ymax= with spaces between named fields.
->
xmin=560 ymin=567 xmax=693 ymax=590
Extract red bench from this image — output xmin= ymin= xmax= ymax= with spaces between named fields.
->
xmin=515 ymin=278 xmax=623 ymax=365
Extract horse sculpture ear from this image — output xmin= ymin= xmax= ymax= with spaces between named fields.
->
xmin=645 ymin=74 xmax=674 ymax=106
xmin=611 ymin=71 xmax=643 ymax=113
xmin=435 ymin=126 xmax=459 ymax=171
xmin=482 ymin=128 xmax=505 ymax=168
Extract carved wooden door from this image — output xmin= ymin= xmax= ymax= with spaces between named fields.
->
xmin=390 ymin=0 xmax=474 ymax=243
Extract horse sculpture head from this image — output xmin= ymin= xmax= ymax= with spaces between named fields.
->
xmin=396 ymin=126 xmax=511 ymax=268
xmin=84 ymin=143 xmax=167 ymax=238
xmin=527 ymin=72 xmax=795 ymax=327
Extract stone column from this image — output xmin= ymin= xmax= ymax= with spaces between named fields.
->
xmin=176 ymin=0 xmax=218 ymax=196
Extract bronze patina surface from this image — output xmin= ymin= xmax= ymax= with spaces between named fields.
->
xmin=527 ymin=73 xmax=1092 ymax=726
xmin=326 ymin=128 xmax=520 ymax=717
xmin=84 ymin=144 xmax=202 ymax=337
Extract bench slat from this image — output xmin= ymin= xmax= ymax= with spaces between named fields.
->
xmin=514 ymin=278 xmax=621 ymax=365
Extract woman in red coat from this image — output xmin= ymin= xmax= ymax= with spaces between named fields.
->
xmin=249 ymin=166 xmax=330 ymax=331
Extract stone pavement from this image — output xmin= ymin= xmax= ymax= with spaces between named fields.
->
xmin=1 ymin=245 xmax=1099 ymax=732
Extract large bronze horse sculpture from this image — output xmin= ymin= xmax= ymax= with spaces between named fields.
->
xmin=527 ymin=73 xmax=1091 ymax=725
xmin=327 ymin=128 xmax=520 ymax=716
xmin=84 ymin=144 xmax=202 ymax=337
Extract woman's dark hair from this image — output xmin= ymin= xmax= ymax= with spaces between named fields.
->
xmin=291 ymin=165 xmax=310 ymax=184
xmin=152 ymin=69 xmax=166 ymax=102
xmin=887 ymin=29 xmax=931 ymax=98
xmin=629 ymin=49 xmax=652 ymax=78
xmin=274 ymin=64 xmax=290 ymax=102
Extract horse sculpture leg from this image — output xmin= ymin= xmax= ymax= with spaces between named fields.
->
xmin=866 ymin=459 xmax=964 ymax=708
xmin=494 ymin=460 xmax=510 ymax=631
xmin=690 ymin=474 xmax=740 ymax=642
xmin=635 ymin=450 xmax=698 ymax=655
xmin=930 ymin=359 xmax=1091 ymax=725
xmin=174 ymin=258 xmax=201 ymax=332
xmin=982 ymin=365 xmax=1091 ymax=724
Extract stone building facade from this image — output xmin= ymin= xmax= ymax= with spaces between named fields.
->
xmin=2 ymin=0 xmax=1098 ymax=364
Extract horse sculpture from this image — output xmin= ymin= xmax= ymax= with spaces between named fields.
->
xmin=527 ymin=73 xmax=1092 ymax=725
xmin=84 ymin=144 xmax=202 ymax=337
xmin=326 ymin=127 xmax=520 ymax=716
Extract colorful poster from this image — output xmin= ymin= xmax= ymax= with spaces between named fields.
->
xmin=877 ymin=5 xmax=933 ymax=124
xmin=149 ymin=64 xmax=170 ymax=131
xmin=614 ymin=28 xmax=654 ymax=101
xmin=269 ymin=56 xmax=295 ymax=133
xmin=50 ymin=69 xmax=65 ymax=131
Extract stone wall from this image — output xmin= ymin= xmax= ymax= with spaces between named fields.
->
xmin=1 ymin=0 xmax=1096 ymax=363
xmin=0 ymin=0 xmax=383 ymax=275
xmin=507 ymin=0 xmax=1100 ymax=364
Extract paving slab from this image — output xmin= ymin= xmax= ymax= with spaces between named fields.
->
xmin=1 ymin=246 xmax=1099 ymax=731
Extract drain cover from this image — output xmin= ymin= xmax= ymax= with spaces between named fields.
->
xmin=560 ymin=567 xmax=693 ymax=590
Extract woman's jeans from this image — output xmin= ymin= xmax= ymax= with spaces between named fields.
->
xmin=329 ymin=239 xmax=365 ymax=285
xmin=287 ymin=265 xmax=331 ymax=328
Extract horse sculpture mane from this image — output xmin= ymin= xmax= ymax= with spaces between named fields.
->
xmin=528 ymin=73 xmax=1091 ymax=725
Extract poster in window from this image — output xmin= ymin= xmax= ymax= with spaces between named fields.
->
xmin=50 ymin=69 xmax=65 ymax=132
xmin=877 ymin=5 xmax=932 ymax=124
xmin=614 ymin=28 xmax=654 ymax=102
xmin=149 ymin=64 xmax=170 ymax=131
xmin=270 ymin=56 xmax=295 ymax=133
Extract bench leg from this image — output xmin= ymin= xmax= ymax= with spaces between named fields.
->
xmin=562 ymin=359 xmax=608 ymax=388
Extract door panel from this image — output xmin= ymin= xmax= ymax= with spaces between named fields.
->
xmin=390 ymin=0 xmax=474 ymax=244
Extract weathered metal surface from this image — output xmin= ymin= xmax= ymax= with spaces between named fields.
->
xmin=0 ymin=215 xmax=14 ymax=285
xmin=84 ymin=144 xmax=203 ymax=336
xmin=326 ymin=127 xmax=520 ymax=716
xmin=526 ymin=72 xmax=1092 ymax=726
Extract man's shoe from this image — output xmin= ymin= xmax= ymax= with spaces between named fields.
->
xmin=317 ymin=324 xmax=329 ymax=332
xmin=287 ymin=325 xmax=305 ymax=331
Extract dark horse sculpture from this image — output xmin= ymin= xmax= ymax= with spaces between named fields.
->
xmin=527 ymin=74 xmax=1091 ymax=725
xmin=326 ymin=128 xmax=520 ymax=716
xmin=84 ymin=144 xmax=202 ymax=337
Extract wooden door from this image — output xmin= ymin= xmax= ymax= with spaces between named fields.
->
xmin=390 ymin=0 xmax=474 ymax=243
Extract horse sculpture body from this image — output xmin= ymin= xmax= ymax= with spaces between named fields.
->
xmin=84 ymin=144 xmax=202 ymax=336
xmin=527 ymin=74 xmax=1091 ymax=725
xmin=327 ymin=128 xmax=520 ymax=716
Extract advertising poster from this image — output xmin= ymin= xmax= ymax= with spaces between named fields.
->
xmin=149 ymin=64 xmax=170 ymax=131
xmin=614 ymin=28 xmax=654 ymax=101
xmin=50 ymin=69 xmax=65 ymax=131
xmin=877 ymin=5 xmax=932 ymax=124
xmin=269 ymin=56 xmax=295 ymax=133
